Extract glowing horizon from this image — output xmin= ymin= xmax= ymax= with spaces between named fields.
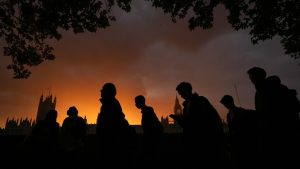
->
xmin=1 ymin=91 xmax=182 ymax=127
xmin=1 ymin=1 xmax=299 ymax=129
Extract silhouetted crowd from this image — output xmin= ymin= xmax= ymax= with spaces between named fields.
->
xmin=14 ymin=67 xmax=300 ymax=168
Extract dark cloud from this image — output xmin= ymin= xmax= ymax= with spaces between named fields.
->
xmin=127 ymin=30 xmax=300 ymax=119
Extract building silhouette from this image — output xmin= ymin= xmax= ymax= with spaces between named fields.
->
xmin=173 ymin=95 xmax=182 ymax=126
xmin=36 ymin=94 xmax=56 ymax=122
xmin=4 ymin=117 xmax=34 ymax=135
xmin=161 ymin=96 xmax=183 ymax=133
xmin=3 ymin=93 xmax=56 ymax=135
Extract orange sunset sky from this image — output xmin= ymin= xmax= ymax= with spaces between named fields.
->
xmin=1 ymin=1 xmax=300 ymax=128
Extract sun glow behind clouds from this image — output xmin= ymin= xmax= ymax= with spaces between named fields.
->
xmin=51 ymin=82 xmax=146 ymax=126
xmin=1 ymin=1 xmax=300 ymax=129
xmin=55 ymin=96 xmax=142 ymax=126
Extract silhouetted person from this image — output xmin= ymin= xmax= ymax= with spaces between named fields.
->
xmin=170 ymin=82 xmax=226 ymax=168
xmin=220 ymin=95 xmax=258 ymax=168
xmin=247 ymin=67 xmax=300 ymax=168
xmin=31 ymin=109 xmax=60 ymax=150
xmin=266 ymin=75 xmax=300 ymax=130
xmin=96 ymin=83 xmax=136 ymax=167
xmin=135 ymin=95 xmax=163 ymax=166
xmin=61 ymin=106 xmax=87 ymax=162
xmin=29 ymin=109 xmax=60 ymax=166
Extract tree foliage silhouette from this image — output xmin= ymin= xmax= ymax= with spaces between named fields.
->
xmin=0 ymin=0 xmax=299 ymax=78
xmin=0 ymin=0 xmax=131 ymax=78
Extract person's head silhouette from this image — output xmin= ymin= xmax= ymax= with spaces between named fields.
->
xmin=247 ymin=67 xmax=267 ymax=85
xmin=267 ymin=75 xmax=281 ymax=85
xmin=220 ymin=95 xmax=235 ymax=110
xmin=67 ymin=106 xmax=78 ymax=117
xmin=176 ymin=82 xmax=193 ymax=100
xmin=135 ymin=95 xmax=146 ymax=110
xmin=101 ymin=83 xmax=117 ymax=99
xmin=46 ymin=109 xmax=57 ymax=123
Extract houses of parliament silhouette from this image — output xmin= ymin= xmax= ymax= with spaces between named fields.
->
xmin=161 ymin=96 xmax=183 ymax=132
xmin=36 ymin=94 xmax=56 ymax=122
xmin=2 ymin=93 xmax=183 ymax=135
xmin=4 ymin=94 xmax=56 ymax=135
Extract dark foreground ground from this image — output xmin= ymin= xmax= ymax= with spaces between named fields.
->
xmin=3 ymin=133 xmax=297 ymax=169
xmin=0 ymin=134 xmax=189 ymax=169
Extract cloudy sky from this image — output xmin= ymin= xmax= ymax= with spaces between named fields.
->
xmin=0 ymin=1 xmax=299 ymax=128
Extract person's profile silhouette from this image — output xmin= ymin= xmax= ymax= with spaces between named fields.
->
xmin=135 ymin=95 xmax=163 ymax=166
xmin=96 ymin=83 xmax=136 ymax=167
xmin=170 ymin=82 xmax=226 ymax=168
xmin=247 ymin=67 xmax=300 ymax=168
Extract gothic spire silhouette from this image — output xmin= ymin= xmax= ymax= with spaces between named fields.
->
xmin=36 ymin=93 xmax=56 ymax=122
